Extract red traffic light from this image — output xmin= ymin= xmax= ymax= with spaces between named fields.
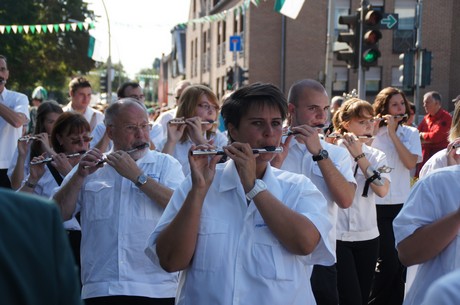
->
xmin=364 ymin=10 xmax=382 ymax=26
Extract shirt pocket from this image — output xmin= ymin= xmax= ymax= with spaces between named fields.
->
xmin=130 ymin=183 xmax=160 ymax=220
xmin=192 ymin=218 xmax=228 ymax=272
xmin=83 ymin=180 xmax=114 ymax=221
xmin=252 ymin=227 xmax=296 ymax=281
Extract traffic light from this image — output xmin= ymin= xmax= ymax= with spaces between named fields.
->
xmin=100 ymin=73 xmax=108 ymax=93
xmin=237 ymin=66 xmax=249 ymax=87
xmin=399 ymin=50 xmax=415 ymax=91
xmin=225 ymin=67 xmax=234 ymax=90
xmin=361 ymin=6 xmax=382 ymax=68
xmin=335 ymin=12 xmax=360 ymax=69
xmin=420 ymin=49 xmax=432 ymax=88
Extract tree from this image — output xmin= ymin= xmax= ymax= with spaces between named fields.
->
xmin=0 ymin=0 xmax=96 ymax=103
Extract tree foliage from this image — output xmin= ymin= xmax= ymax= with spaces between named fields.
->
xmin=0 ymin=0 xmax=96 ymax=103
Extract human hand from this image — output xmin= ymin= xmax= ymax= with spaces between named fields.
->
xmin=446 ymin=138 xmax=460 ymax=166
xmin=51 ymin=153 xmax=74 ymax=176
xmin=289 ymin=125 xmax=323 ymax=155
xmin=106 ymin=150 xmax=140 ymax=181
xmin=271 ymin=134 xmax=292 ymax=168
xmin=189 ymin=144 xmax=221 ymax=189
xmin=223 ymin=142 xmax=257 ymax=192
xmin=166 ymin=117 xmax=187 ymax=144
xmin=342 ymin=132 xmax=363 ymax=158
xmin=78 ymin=148 xmax=104 ymax=177
xmin=29 ymin=153 xmax=47 ymax=181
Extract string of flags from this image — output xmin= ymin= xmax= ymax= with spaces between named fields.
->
xmin=0 ymin=21 xmax=95 ymax=35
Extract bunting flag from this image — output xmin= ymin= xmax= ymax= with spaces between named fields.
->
xmin=0 ymin=21 xmax=95 ymax=35
xmin=176 ymin=0 xmax=251 ymax=27
xmin=274 ymin=0 xmax=305 ymax=19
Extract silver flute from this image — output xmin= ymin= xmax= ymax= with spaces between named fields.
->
xmin=19 ymin=135 xmax=39 ymax=142
xmin=30 ymin=151 xmax=86 ymax=165
xmin=283 ymin=124 xmax=327 ymax=136
xmin=374 ymin=114 xmax=408 ymax=121
xmin=191 ymin=146 xmax=283 ymax=156
xmin=83 ymin=143 xmax=150 ymax=169
xmin=169 ymin=119 xmax=214 ymax=125
xmin=327 ymin=134 xmax=374 ymax=139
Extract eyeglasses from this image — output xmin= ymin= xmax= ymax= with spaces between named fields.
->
xmin=69 ymin=136 xmax=93 ymax=145
xmin=198 ymin=103 xmax=219 ymax=112
xmin=110 ymin=123 xmax=152 ymax=134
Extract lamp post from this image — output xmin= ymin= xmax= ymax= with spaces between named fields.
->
xmin=101 ymin=0 xmax=112 ymax=100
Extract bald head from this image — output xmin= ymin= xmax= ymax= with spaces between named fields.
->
xmin=287 ymin=79 xmax=327 ymax=106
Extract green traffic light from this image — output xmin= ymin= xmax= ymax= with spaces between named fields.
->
xmin=363 ymin=49 xmax=380 ymax=63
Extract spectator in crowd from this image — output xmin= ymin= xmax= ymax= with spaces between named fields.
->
xmin=369 ymin=87 xmax=422 ymax=305
xmin=0 ymin=55 xmax=30 ymax=188
xmin=416 ymin=91 xmax=452 ymax=176
xmin=63 ymin=76 xmax=104 ymax=131
xmin=393 ymin=163 xmax=460 ymax=305
xmin=155 ymin=80 xmax=191 ymax=135
xmin=0 ymin=188 xmax=82 ymax=305
xmin=271 ymin=79 xmax=356 ymax=305
xmin=405 ymin=102 xmax=417 ymax=128
xmin=28 ymin=85 xmax=48 ymax=133
xmin=419 ymin=100 xmax=460 ymax=178
xmin=147 ymin=82 xmax=333 ymax=304
xmin=91 ymin=81 xmax=163 ymax=152
xmin=158 ymin=84 xmax=228 ymax=176
xmin=331 ymin=98 xmax=390 ymax=305
xmin=53 ymin=98 xmax=184 ymax=305
xmin=8 ymin=101 xmax=62 ymax=190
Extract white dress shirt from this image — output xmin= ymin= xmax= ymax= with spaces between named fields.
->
xmin=281 ymin=138 xmax=356 ymax=254
xmin=393 ymin=165 xmax=460 ymax=305
xmin=421 ymin=268 xmax=460 ymax=305
xmin=146 ymin=161 xmax=334 ymax=305
xmin=0 ymin=88 xmax=30 ymax=168
xmin=419 ymin=148 xmax=448 ymax=178
xmin=63 ymin=102 xmax=104 ymax=130
xmin=336 ymin=143 xmax=391 ymax=242
xmin=60 ymin=150 xmax=185 ymax=299
xmin=371 ymin=125 xmax=422 ymax=205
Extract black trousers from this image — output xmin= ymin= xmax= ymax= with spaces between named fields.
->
xmin=0 ymin=168 xmax=11 ymax=189
xmin=84 ymin=296 xmax=175 ymax=305
xmin=67 ymin=230 xmax=82 ymax=287
xmin=336 ymin=237 xmax=379 ymax=305
xmin=311 ymin=264 xmax=339 ymax=305
xmin=368 ymin=204 xmax=405 ymax=305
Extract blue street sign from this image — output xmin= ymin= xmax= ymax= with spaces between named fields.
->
xmin=229 ymin=35 xmax=242 ymax=52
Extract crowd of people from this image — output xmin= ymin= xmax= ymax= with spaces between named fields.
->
xmin=1 ymin=52 xmax=460 ymax=305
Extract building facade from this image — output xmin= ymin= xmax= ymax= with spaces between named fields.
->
xmin=161 ymin=0 xmax=459 ymax=114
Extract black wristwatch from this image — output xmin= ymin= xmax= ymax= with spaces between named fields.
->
xmin=312 ymin=149 xmax=329 ymax=162
xmin=135 ymin=173 xmax=148 ymax=187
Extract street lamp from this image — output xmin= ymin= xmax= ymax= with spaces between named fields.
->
xmin=101 ymin=0 xmax=112 ymax=99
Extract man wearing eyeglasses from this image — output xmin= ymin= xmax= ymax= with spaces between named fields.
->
xmin=0 ymin=55 xmax=30 ymax=189
xmin=53 ymin=98 xmax=185 ymax=305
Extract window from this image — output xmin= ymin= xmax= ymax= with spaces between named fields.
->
xmin=365 ymin=67 xmax=381 ymax=94
xmin=332 ymin=66 xmax=349 ymax=96
xmin=393 ymin=0 xmax=416 ymax=53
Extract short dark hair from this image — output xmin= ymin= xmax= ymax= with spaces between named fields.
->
xmin=117 ymin=82 xmax=140 ymax=98
xmin=287 ymin=79 xmax=326 ymax=106
xmin=221 ymin=82 xmax=287 ymax=142
xmin=68 ymin=77 xmax=91 ymax=94
xmin=51 ymin=112 xmax=91 ymax=153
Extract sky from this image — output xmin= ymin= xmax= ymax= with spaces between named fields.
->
xmin=86 ymin=0 xmax=190 ymax=78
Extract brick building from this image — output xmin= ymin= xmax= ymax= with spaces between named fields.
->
xmin=160 ymin=0 xmax=459 ymax=115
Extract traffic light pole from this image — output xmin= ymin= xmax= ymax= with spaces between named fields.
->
xmin=414 ymin=0 xmax=423 ymax=125
xmin=357 ymin=0 xmax=365 ymax=99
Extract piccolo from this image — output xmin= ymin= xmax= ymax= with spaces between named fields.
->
xmin=30 ymin=151 xmax=86 ymax=165
xmin=19 ymin=135 xmax=39 ymax=142
xmin=327 ymin=134 xmax=374 ymax=139
xmin=374 ymin=114 xmax=408 ymax=121
xmin=83 ymin=143 xmax=150 ymax=169
xmin=191 ymin=146 xmax=283 ymax=156
xmin=169 ymin=119 xmax=214 ymax=125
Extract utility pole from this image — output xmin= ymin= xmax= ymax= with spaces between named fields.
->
xmin=101 ymin=0 xmax=112 ymax=100
xmin=357 ymin=0 xmax=365 ymax=99
xmin=324 ymin=0 xmax=335 ymax=98
xmin=414 ymin=0 xmax=423 ymax=125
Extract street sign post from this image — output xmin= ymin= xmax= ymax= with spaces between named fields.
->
xmin=380 ymin=13 xmax=399 ymax=29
